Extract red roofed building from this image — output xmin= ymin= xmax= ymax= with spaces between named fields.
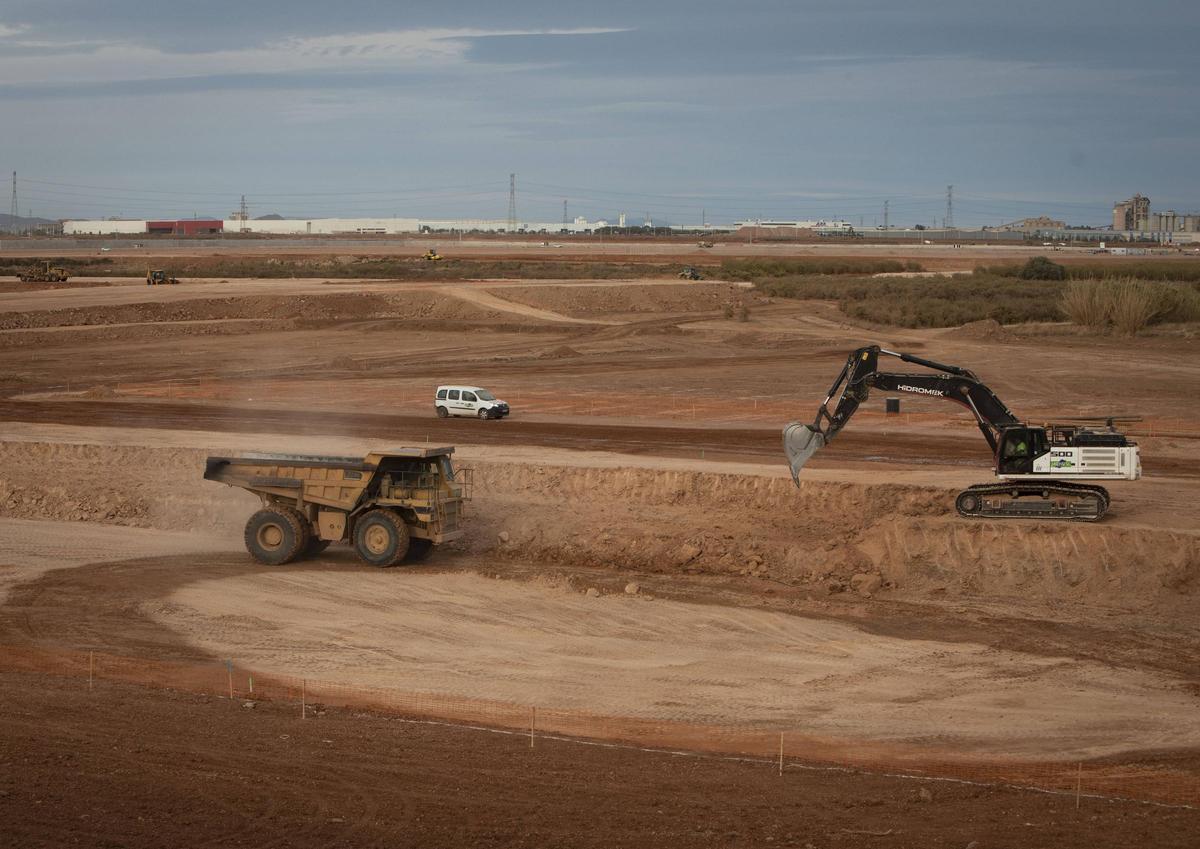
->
xmin=146 ymin=219 xmax=223 ymax=236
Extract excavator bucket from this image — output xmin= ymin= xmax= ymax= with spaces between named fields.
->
xmin=783 ymin=422 xmax=825 ymax=485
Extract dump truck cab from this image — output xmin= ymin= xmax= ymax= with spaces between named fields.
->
xmin=204 ymin=447 xmax=470 ymax=567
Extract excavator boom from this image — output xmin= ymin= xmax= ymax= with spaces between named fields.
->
xmin=784 ymin=345 xmax=1018 ymax=482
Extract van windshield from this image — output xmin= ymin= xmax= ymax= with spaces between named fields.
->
xmin=476 ymin=390 xmax=495 ymax=401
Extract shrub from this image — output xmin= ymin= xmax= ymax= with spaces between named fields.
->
xmin=721 ymin=258 xmax=920 ymax=280
xmin=1019 ymin=256 xmax=1067 ymax=280
xmin=753 ymin=274 xmax=1065 ymax=328
xmin=1065 ymin=261 xmax=1200 ymax=282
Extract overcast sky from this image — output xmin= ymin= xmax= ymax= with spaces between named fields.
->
xmin=1 ymin=1 xmax=1197 ymax=226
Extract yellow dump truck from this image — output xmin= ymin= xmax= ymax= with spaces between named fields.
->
xmin=204 ymin=448 xmax=469 ymax=567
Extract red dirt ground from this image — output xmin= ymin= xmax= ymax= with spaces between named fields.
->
xmin=3 ymin=672 xmax=1197 ymax=849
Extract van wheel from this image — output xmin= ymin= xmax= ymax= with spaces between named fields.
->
xmin=477 ymin=407 xmax=491 ymax=419
xmin=244 ymin=507 xmax=307 ymax=565
xmin=353 ymin=509 xmax=410 ymax=567
xmin=436 ymin=406 xmax=449 ymax=418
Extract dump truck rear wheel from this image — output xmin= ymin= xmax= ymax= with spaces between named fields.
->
xmin=244 ymin=508 xmax=306 ymax=565
xmin=353 ymin=509 xmax=410 ymax=567
xmin=406 ymin=538 xmax=434 ymax=563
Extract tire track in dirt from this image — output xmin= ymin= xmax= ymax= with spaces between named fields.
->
xmin=442 ymin=285 xmax=620 ymax=325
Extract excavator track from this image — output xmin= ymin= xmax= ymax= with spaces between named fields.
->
xmin=955 ymin=481 xmax=1109 ymax=522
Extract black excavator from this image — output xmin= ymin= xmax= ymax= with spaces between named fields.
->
xmin=783 ymin=345 xmax=1141 ymax=521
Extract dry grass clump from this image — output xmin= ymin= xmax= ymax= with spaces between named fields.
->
xmin=1060 ymin=279 xmax=1200 ymax=335
xmin=1059 ymin=282 xmax=1108 ymax=328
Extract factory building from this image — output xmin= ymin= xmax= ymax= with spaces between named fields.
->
xmin=1112 ymin=194 xmax=1151 ymax=231
xmin=1112 ymin=195 xmax=1200 ymax=234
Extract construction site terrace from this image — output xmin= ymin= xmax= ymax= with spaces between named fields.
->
xmin=1 ymin=235 xmax=1199 ymax=848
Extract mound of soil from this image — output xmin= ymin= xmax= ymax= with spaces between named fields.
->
xmin=945 ymin=318 xmax=1014 ymax=341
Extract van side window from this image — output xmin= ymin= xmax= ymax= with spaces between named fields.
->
xmin=462 ymin=391 xmax=477 ymax=402
xmin=448 ymin=390 xmax=460 ymax=400
xmin=436 ymin=389 xmax=447 ymax=400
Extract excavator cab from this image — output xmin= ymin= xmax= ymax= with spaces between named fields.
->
xmin=996 ymin=426 xmax=1048 ymax=475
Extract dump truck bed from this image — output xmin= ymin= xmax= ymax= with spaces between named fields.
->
xmin=204 ymin=448 xmax=457 ymax=512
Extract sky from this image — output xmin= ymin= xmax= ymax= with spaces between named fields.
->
xmin=1 ymin=1 xmax=1197 ymax=227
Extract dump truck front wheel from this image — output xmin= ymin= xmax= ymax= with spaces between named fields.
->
xmin=353 ymin=509 xmax=410 ymax=567
xmin=244 ymin=507 xmax=307 ymax=565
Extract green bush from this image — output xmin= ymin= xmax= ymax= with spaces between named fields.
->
xmin=1019 ymin=256 xmax=1066 ymax=280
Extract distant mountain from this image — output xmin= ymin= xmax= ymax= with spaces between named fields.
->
xmin=0 ymin=213 xmax=58 ymax=232
xmin=255 ymin=213 xmax=285 ymax=220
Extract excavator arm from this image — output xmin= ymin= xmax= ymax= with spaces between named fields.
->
xmin=784 ymin=345 xmax=1020 ymax=483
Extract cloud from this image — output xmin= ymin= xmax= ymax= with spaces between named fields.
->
xmin=0 ymin=22 xmax=30 ymax=37
xmin=0 ymin=25 xmax=630 ymax=89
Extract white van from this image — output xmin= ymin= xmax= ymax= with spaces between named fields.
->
xmin=435 ymin=385 xmax=510 ymax=419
